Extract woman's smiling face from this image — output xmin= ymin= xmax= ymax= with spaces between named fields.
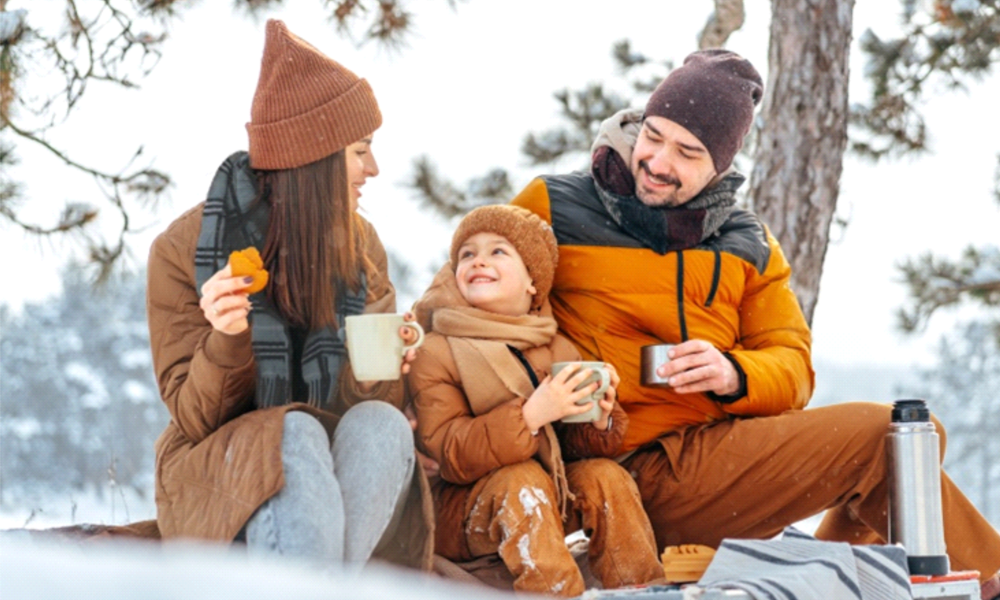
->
xmin=345 ymin=136 xmax=379 ymax=210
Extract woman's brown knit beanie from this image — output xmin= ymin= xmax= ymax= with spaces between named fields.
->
xmin=246 ymin=20 xmax=382 ymax=170
xmin=450 ymin=205 xmax=559 ymax=311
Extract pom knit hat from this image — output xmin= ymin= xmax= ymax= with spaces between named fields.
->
xmin=246 ymin=20 xmax=382 ymax=170
xmin=644 ymin=49 xmax=763 ymax=174
xmin=450 ymin=205 xmax=559 ymax=311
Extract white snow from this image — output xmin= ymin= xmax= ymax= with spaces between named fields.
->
xmin=518 ymin=486 xmax=550 ymax=518
xmin=951 ymin=0 xmax=981 ymax=14
xmin=516 ymin=533 xmax=536 ymax=571
xmin=0 ymin=486 xmax=156 ymax=531
xmin=969 ymin=265 xmax=1000 ymax=285
xmin=120 ymin=349 xmax=152 ymax=370
xmin=65 ymin=361 xmax=110 ymax=409
xmin=0 ymin=9 xmax=27 ymax=42
xmin=123 ymin=379 xmax=154 ymax=403
xmin=5 ymin=416 xmax=42 ymax=439
xmin=0 ymin=534 xmax=516 ymax=600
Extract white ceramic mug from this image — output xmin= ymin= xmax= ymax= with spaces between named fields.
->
xmin=345 ymin=314 xmax=425 ymax=381
xmin=551 ymin=361 xmax=611 ymax=423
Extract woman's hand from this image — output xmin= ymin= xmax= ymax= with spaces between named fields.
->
xmin=591 ymin=362 xmax=618 ymax=431
xmin=522 ymin=364 xmax=599 ymax=433
xmin=399 ymin=311 xmax=419 ymax=376
xmin=404 ymin=404 xmax=440 ymax=478
xmin=199 ymin=265 xmax=252 ymax=335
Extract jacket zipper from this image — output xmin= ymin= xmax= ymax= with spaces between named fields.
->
xmin=675 ymin=251 xmax=689 ymax=342
xmin=705 ymin=248 xmax=721 ymax=307
xmin=507 ymin=345 xmax=540 ymax=388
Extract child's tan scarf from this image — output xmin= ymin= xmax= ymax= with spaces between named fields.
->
xmin=432 ymin=306 xmax=574 ymax=517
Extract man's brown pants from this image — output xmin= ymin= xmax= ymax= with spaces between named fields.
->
xmin=621 ymin=402 xmax=1000 ymax=583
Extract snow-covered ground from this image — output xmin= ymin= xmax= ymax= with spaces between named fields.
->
xmin=0 ymin=533 xmax=517 ymax=600
xmin=0 ymin=486 xmax=156 ymax=531
xmin=0 ymin=487 xmax=824 ymax=600
xmin=0 ymin=485 xmax=823 ymax=534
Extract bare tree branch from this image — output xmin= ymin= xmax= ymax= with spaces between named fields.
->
xmin=698 ymin=0 xmax=745 ymax=49
xmin=2 ymin=0 xmax=462 ymax=280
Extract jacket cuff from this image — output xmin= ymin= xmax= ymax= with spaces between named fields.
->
xmin=204 ymin=328 xmax=254 ymax=368
xmin=706 ymin=352 xmax=747 ymax=404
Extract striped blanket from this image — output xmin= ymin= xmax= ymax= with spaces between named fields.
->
xmin=699 ymin=527 xmax=912 ymax=600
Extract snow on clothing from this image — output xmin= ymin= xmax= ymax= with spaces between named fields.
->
xmin=509 ymin=111 xmax=1000 ymax=582
xmin=147 ymin=156 xmax=433 ymax=570
xmin=407 ymin=271 xmax=662 ymax=596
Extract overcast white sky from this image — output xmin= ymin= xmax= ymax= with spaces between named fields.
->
xmin=2 ymin=0 xmax=998 ymax=372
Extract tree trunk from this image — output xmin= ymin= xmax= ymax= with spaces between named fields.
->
xmin=749 ymin=0 xmax=855 ymax=325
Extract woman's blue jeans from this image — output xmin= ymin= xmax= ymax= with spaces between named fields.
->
xmin=245 ymin=401 xmax=414 ymax=570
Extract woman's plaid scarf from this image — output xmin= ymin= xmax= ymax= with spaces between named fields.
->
xmin=194 ymin=151 xmax=366 ymax=409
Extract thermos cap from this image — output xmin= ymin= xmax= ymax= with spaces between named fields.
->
xmin=892 ymin=399 xmax=930 ymax=423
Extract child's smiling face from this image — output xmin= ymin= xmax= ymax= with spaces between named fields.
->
xmin=455 ymin=232 xmax=537 ymax=316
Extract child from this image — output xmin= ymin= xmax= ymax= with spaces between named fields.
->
xmin=407 ymin=205 xmax=662 ymax=596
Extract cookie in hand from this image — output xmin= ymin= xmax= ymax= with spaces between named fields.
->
xmin=229 ymin=247 xmax=269 ymax=294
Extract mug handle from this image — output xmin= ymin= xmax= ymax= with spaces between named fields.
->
xmin=593 ymin=368 xmax=611 ymax=398
xmin=401 ymin=321 xmax=425 ymax=354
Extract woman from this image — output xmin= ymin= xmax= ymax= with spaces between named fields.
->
xmin=146 ymin=20 xmax=432 ymax=571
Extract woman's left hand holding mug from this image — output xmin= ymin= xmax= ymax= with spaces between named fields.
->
xmin=199 ymin=265 xmax=253 ymax=335
xmin=399 ymin=311 xmax=419 ymax=375
xmin=591 ymin=362 xmax=619 ymax=431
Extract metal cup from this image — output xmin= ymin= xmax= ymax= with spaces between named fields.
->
xmin=641 ymin=344 xmax=675 ymax=388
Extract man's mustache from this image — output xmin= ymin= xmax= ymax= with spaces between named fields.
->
xmin=639 ymin=161 xmax=681 ymax=188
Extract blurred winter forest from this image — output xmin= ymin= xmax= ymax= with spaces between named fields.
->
xmin=0 ymin=267 xmax=163 ymax=523
xmin=1 ymin=0 xmax=998 ymax=530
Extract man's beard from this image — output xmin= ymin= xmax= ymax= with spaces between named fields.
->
xmin=636 ymin=161 xmax=683 ymax=207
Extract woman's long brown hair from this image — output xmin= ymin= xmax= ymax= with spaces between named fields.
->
xmin=257 ymin=150 xmax=367 ymax=330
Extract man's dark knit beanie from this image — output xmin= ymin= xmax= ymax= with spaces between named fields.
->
xmin=644 ymin=49 xmax=763 ymax=174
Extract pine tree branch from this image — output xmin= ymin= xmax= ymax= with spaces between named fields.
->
xmin=853 ymin=0 xmax=1000 ymax=161
xmin=896 ymin=246 xmax=1000 ymax=333
xmin=405 ymin=155 xmax=511 ymax=219
xmin=406 ymin=155 xmax=474 ymax=219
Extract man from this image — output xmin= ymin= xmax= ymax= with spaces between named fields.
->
xmin=510 ymin=49 xmax=1000 ymax=598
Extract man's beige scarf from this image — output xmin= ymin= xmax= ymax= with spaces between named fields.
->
xmin=432 ymin=306 xmax=574 ymax=517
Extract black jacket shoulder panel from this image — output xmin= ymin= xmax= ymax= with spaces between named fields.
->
xmin=541 ymin=172 xmax=647 ymax=249
xmin=542 ymin=173 xmax=772 ymax=274
xmin=698 ymin=209 xmax=771 ymax=274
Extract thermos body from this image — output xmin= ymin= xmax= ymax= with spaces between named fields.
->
xmin=886 ymin=400 xmax=950 ymax=576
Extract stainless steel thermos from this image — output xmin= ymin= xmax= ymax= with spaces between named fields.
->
xmin=886 ymin=399 xmax=950 ymax=576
